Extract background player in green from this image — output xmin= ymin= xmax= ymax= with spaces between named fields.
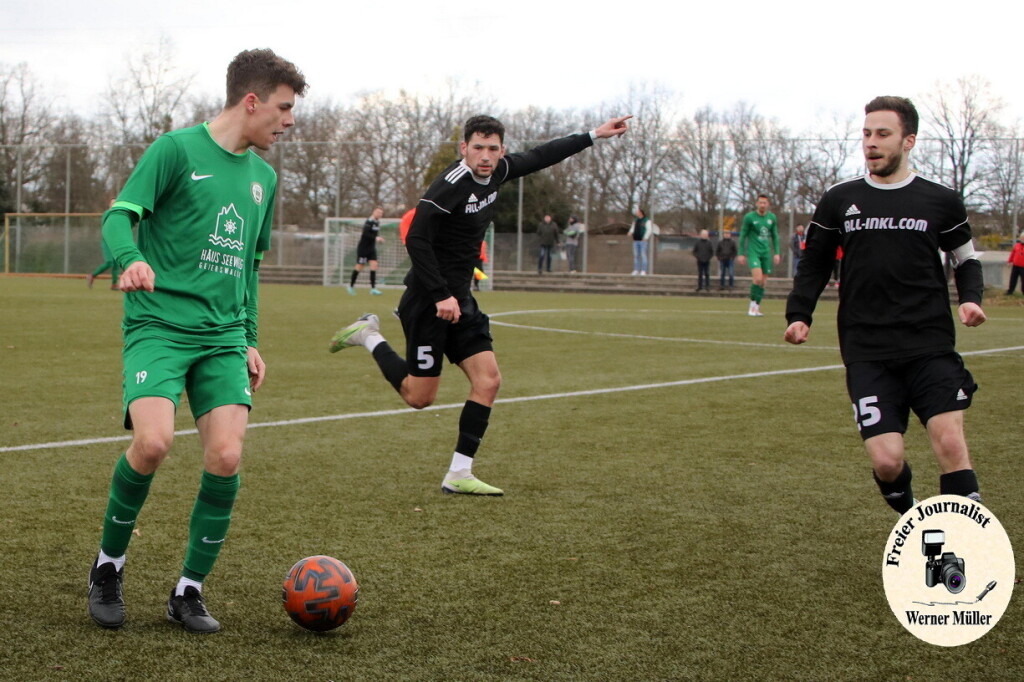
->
xmin=86 ymin=49 xmax=308 ymax=633
xmin=86 ymin=242 xmax=121 ymax=290
xmin=737 ymin=194 xmax=781 ymax=316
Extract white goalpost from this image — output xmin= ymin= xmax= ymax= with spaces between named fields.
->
xmin=322 ymin=217 xmax=408 ymax=288
xmin=322 ymin=217 xmax=493 ymax=290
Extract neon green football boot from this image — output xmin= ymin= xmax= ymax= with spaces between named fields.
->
xmin=441 ymin=470 xmax=504 ymax=496
xmin=328 ymin=313 xmax=379 ymax=353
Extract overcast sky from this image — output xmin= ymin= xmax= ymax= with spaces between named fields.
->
xmin=2 ymin=0 xmax=1022 ymax=134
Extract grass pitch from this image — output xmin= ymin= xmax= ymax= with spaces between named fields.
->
xmin=1 ymin=277 xmax=1022 ymax=680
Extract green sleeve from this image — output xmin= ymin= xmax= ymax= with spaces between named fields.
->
xmin=738 ymin=215 xmax=751 ymax=256
xmin=244 ymin=253 xmax=263 ymax=347
xmin=772 ymin=222 xmax=780 ymax=255
xmin=101 ymin=207 xmax=144 ymax=270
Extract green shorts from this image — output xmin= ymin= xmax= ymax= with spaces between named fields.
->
xmin=746 ymin=250 xmax=774 ymax=274
xmin=122 ymin=334 xmax=252 ymax=429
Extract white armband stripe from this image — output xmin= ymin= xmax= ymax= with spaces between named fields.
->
xmin=950 ymin=241 xmax=977 ymax=267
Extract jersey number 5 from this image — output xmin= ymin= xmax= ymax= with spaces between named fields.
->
xmin=853 ymin=396 xmax=881 ymax=431
xmin=416 ymin=346 xmax=434 ymax=370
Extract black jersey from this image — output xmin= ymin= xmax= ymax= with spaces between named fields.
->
xmin=357 ymin=217 xmax=380 ymax=250
xmin=786 ymin=173 xmax=983 ymax=363
xmin=405 ymin=132 xmax=594 ymax=301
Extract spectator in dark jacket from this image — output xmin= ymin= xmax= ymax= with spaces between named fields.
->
xmin=716 ymin=229 xmax=738 ymax=289
xmin=536 ymin=214 xmax=560 ymax=274
xmin=693 ymin=229 xmax=714 ymax=291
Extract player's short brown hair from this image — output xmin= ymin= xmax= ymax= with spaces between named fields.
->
xmin=464 ymin=115 xmax=505 ymax=144
xmin=225 ymin=49 xmax=308 ymax=107
xmin=865 ymin=96 xmax=919 ymax=137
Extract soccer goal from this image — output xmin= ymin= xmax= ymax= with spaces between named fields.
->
xmin=322 ymin=217 xmax=494 ymax=290
xmin=323 ymin=217 xmax=406 ymax=288
xmin=2 ymin=213 xmax=104 ymax=275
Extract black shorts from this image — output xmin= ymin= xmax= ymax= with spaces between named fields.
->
xmin=356 ymin=242 xmax=377 ymax=263
xmin=396 ymin=288 xmax=493 ymax=377
xmin=845 ymin=352 xmax=977 ymax=440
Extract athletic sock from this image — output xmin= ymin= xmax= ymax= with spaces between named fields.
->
xmin=370 ymin=270 xmax=377 ymax=289
xmin=939 ymin=469 xmax=981 ymax=501
xmin=371 ymin=342 xmax=409 ymax=391
xmin=752 ymin=284 xmax=765 ymax=304
xmin=182 ymin=471 xmax=240 ymax=583
xmin=97 ymin=549 xmax=125 ymax=572
xmin=874 ymin=462 xmax=914 ymax=514
xmin=363 ymin=332 xmax=385 ymax=352
xmin=174 ymin=576 xmax=203 ymax=597
xmin=100 ymin=453 xmax=154 ymax=558
xmin=449 ymin=453 xmax=474 ymax=474
xmin=450 ymin=401 xmax=491 ymax=471
xmin=349 ymin=270 xmax=359 ymax=287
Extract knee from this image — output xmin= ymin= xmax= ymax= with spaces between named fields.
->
xmin=128 ymin=432 xmax=173 ymax=471
xmin=402 ymin=387 xmax=437 ymax=410
xmin=930 ymin=427 xmax=967 ymax=460
xmin=474 ymin=368 xmax=502 ymax=402
xmin=204 ymin=441 xmax=243 ymax=476
xmin=406 ymin=396 xmax=435 ymax=410
xmin=873 ymin=458 xmax=904 ymax=481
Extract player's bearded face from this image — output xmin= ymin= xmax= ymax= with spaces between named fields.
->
xmin=863 ymin=111 xmax=914 ymax=179
xmin=461 ymin=133 xmax=506 ymax=178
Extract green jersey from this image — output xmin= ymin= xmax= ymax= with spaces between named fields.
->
xmin=114 ymin=124 xmax=275 ymax=346
xmin=739 ymin=210 xmax=780 ymax=257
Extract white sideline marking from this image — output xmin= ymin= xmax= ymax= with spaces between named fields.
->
xmin=3 ymin=345 xmax=1022 ymax=454
xmin=490 ymin=308 xmax=833 ymax=349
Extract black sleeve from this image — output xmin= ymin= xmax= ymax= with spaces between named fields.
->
xmin=937 ymin=194 xmax=984 ymax=306
xmin=953 ymin=259 xmax=984 ymax=306
xmin=786 ymin=192 xmax=841 ymax=326
xmin=406 ymin=200 xmax=452 ymax=302
xmin=499 ymin=133 xmax=594 ymax=183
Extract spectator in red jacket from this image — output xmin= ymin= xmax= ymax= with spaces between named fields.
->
xmin=1007 ymin=234 xmax=1024 ymax=295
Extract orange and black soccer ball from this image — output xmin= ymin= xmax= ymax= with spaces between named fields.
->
xmin=282 ymin=555 xmax=359 ymax=632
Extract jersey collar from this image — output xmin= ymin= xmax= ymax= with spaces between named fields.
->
xmin=865 ymin=171 xmax=917 ymax=190
xmin=463 ymin=160 xmax=493 ymax=186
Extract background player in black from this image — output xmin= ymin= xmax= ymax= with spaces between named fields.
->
xmin=330 ymin=113 xmax=631 ymax=495
xmin=785 ymin=96 xmax=986 ymax=514
xmin=348 ymin=206 xmax=385 ymax=295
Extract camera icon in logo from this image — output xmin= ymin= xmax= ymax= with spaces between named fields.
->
xmin=922 ymin=529 xmax=966 ymax=594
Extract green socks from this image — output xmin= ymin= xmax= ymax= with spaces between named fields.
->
xmin=182 ymin=471 xmax=240 ymax=582
xmin=750 ymin=284 xmax=764 ymax=304
xmin=100 ymin=453 xmax=154 ymax=558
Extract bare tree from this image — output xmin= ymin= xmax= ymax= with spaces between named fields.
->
xmin=664 ymin=105 xmax=734 ymax=231
xmin=977 ymin=125 xmax=1024 ymax=235
xmin=102 ymin=36 xmax=195 ymax=147
xmin=793 ymin=114 xmax=858 ymax=211
xmin=581 ymin=85 xmax=675 ymax=228
xmin=274 ymin=99 xmax=346 ymax=227
xmin=917 ymin=75 xmax=1003 ymax=206
xmin=0 ymin=62 xmax=56 ymax=212
xmin=726 ymin=102 xmax=804 ymax=213
xmin=34 ymin=114 xmax=107 ymax=212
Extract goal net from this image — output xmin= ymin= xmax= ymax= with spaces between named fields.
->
xmin=2 ymin=213 xmax=104 ymax=275
xmin=323 ymin=217 xmax=494 ymax=290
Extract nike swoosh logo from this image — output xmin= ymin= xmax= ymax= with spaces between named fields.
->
xmin=191 ymin=171 xmax=214 ymax=181
xmin=244 ymin=387 xmax=252 ymax=396
xmin=111 ymin=516 xmax=135 ymax=525
xmin=201 ymin=536 xmax=225 ymax=544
